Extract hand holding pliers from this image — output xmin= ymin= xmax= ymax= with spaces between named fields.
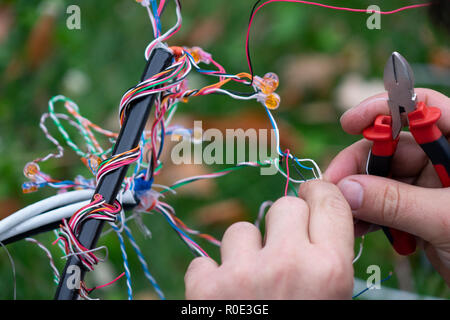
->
xmin=363 ymin=52 xmax=450 ymax=255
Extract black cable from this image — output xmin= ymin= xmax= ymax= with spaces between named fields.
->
xmin=291 ymin=158 xmax=307 ymax=182
xmin=247 ymin=0 xmax=264 ymax=82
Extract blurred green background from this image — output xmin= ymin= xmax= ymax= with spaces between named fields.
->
xmin=0 ymin=0 xmax=449 ymax=299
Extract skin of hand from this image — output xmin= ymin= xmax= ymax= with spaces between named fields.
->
xmin=325 ymin=88 xmax=450 ymax=285
xmin=184 ymin=180 xmax=355 ymax=299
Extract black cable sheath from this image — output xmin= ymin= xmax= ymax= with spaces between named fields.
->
xmin=54 ymin=47 xmax=173 ymax=300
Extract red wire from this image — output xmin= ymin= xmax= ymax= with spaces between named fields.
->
xmin=284 ymin=149 xmax=290 ymax=196
xmin=90 ymin=272 xmax=126 ymax=292
xmin=157 ymin=0 xmax=166 ymax=16
xmin=246 ymin=0 xmax=432 ymax=76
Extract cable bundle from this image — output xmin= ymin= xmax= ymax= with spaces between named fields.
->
xmin=96 ymin=146 xmax=142 ymax=184
xmin=56 ymin=194 xmax=122 ymax=271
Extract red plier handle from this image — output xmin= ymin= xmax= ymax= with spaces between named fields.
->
xmin=408 ymin=102 xmax=450 ymax=187
xmin=364 ymin=102 xmax=450 ymax=256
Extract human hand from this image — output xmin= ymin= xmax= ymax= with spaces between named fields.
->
xmin=184 ymin=180 xmax=354 ymax=299
xmin=325 ymin=88 xmax=450 ymax=284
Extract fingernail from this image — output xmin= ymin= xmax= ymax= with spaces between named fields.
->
xmin=337 ymin=179 xmax=363 ymax=212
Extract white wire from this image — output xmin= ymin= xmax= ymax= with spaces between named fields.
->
xmin=255 ymin=200 xmax=273 ymax=229
xmin=144 ymin=0 xmax=182 ymax=60
xmin=61 ymin=245 xmax=108 ymax=262
xmin=151 ymin=183 xmax=177 ymax=194
xmin=353 ymin=235 xmax=365 ymax=264
xmin=0 ymin=189 xmax=94 ymax=235
xmin=264 ymin=107 xmax=322 ymax=180
xmin=145 ymin=5 xmax=158 ymax=38
xmin=206 ymin=88 xmax=259 ymax=100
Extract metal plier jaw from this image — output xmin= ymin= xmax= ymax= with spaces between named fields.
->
xmin=383 ymin=51 xmax=417 ymax=139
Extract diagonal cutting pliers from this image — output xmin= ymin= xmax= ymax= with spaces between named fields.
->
xmin=362 ymin=52 xmax=450 ymax=256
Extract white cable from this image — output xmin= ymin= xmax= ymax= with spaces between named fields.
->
xmin=0 ymin=189 xmax=94 ymax=235
xmin=0 ymin=190 xmax=137 ymax=242
xmin=0 ymin=201 xmax=90 ymax=242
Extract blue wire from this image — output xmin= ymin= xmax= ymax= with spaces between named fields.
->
xmin=150 ymin=0 xmax=162 ymax=35
xmin=110 ymin=223 xmax=133 ymax=300
xmin=263 ymin=106 xmax=313 ymax=170
xmin=121 ymin=219 xmax=166 ymax=300
xmin=352 ymin=273 xmax=393 ymax=299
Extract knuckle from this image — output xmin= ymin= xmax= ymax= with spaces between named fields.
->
xmin=226 ymin=263 xmax=254 ymax=291
xmin=230 ymin=265 xmax=249 ymax=283
xmin=379 ymin=183 xmax=404 ymax=226
xmin=262 ymin=248 xmax=301 ymax=284
xmin=267 ymin=260 xmax=298 ymax=285
xmin=322 ymin=193 xmax=350 ymax=214
xmin=434 ymin=207 xmax=450 ymax=242
xmin=320 ymin=252 xmax=353 ymax=296
xmin=302 ymin=180 xmax=349 ymax=210
xmin=441 ymin=214 xmax=450 ymax=236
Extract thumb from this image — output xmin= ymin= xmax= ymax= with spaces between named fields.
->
xmin=336 ymin=175 xmax=449 ymax=243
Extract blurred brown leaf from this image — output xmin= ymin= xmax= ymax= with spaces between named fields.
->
xmin=280 ymin=54 xmax=341 ymax=106
xmin=335 ymin=73 xmax=384 ymax=113
xmin=26 ymin=12 xmax=55 ymax=69
xmin=430 ymin=47 xmax=450 ymax=68
xmin=194 ymin=198 xmax=247 ymax=226
xmin=297 ymin=101 xmax=337 ymax=124
xmin=134 ymin=290 xmax=159 ymax=300
xmin=0 ymin=198 xmax=20 ymax=220
xmin=0 ymin=4 xmax=14 ymax=46
xmin=186 ymin=13 xmax=225 ymax=47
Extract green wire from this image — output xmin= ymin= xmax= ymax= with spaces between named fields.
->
xmin=159 ymin=160 xmax=302 ymax=197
